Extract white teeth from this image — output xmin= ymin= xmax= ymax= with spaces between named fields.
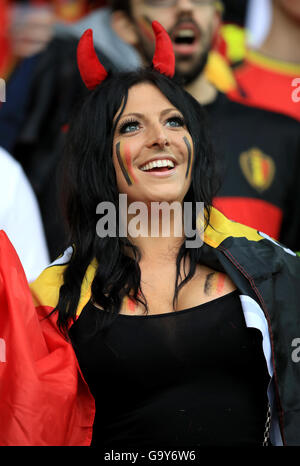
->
xmin=177 ymin=29 xmax=195 ymax=38
xmin=140 ymin=159 xmax=175 ymax=171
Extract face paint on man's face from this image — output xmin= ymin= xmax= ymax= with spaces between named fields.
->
xmin=183 ymin=136 xmax=193 ymax=179
xmin=116 ymin=141 xmax=137 ymax=186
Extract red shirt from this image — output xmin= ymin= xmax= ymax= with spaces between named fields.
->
xmin=228 ymin=49 xmax=300 ymax=122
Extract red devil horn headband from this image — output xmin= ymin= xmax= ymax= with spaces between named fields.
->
xmin=77 ymin=29 xmax=108 ymax=90
xmin=151 ymin=21 xmax=175 ymax=78
xmin=77 ymin=21 xmax=175 ymax=90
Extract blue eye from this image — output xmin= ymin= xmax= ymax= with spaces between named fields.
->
xmin=119 ymin=120 xmax=140 ymax=134
xmin=166 ymin=116 xmax=185 ymax=128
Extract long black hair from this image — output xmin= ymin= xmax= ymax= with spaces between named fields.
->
xmin=54 ymin=68 xmax=219 ymax=336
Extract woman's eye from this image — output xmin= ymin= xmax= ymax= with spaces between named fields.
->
xmin=119 ymin=120 xmax=140 ymax=134
xmin=166 ymin=116 xmax=185 ymax=128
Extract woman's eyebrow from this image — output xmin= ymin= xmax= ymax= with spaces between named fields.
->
xmin=160 ymin=107 xmax=180 ymax=117
xmin=118 ymin=112 xmax=144 ymax=120
xmin=119 ymin=108 xmax=180 ymax=121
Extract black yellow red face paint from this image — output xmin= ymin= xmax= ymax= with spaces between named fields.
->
xmin=204 ymin=272 xmax=226 ymax=296
xmin=116 ymin=141 xmax=137 ymax=186
xmin=116 ymin=136 xmax=193 ymax=186
xmin=124 ymin=296 xmax=136 ymax=313
xmin=183 ymin=136 xmax=193 ymax=179
xmin=123 ymin=290 xmax=143 ymax=314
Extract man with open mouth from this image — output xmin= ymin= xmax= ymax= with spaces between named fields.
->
xmin=5 ymin=0 xmax=300 ymax=262
xmin=110 ymin=0 xmax=300 ymax=251
xmin=111 ymin=0 xmax=223 ymax=102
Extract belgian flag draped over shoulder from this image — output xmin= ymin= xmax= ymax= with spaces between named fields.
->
xmin=0 ymin=231 xmax=95 ymax=446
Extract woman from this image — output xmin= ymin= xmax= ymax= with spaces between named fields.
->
xmin=1 ymin=23 xmax=300 ymax=447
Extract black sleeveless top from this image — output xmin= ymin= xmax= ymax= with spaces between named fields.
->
xmin=69 ymin=290 xmax=270 ymax=447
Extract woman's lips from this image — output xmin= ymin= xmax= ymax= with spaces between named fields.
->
xmin=140 ymin=167 xmax=177 ymax=177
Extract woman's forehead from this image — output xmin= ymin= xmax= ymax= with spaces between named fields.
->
xmin=115 ymin=82 xmax=179 ymax=120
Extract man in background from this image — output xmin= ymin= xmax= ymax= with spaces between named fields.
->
xmin=2 ymin=0 xmax=300 ymax=254
xmin=229 ymin=0 xmax=300 ymax=121
xmin=108 ymin=0 xmax=300 ymax=250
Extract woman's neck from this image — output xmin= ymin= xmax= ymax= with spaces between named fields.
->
xmin=130 ymin=235 xmax=184 ymax=265
xmin=124 ymin=206 xmax=185 ymax=265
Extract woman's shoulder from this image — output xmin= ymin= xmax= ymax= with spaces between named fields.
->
xmin=204 ymin=207 xmax=264 ymax=249
xmin=30 ymin=247 xmax=98 ymax=317
xmin=29 ymin=248 xmax=73 ymax=309
xmin=205 ymin=207 xmax=299 ymax=256
xmin=203 ymin=207 xmax=300 ymax=283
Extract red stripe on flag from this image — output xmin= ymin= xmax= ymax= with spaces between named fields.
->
xmin=213 ymin=197 xmax=282 ymax=240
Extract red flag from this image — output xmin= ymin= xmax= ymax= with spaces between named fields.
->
xmin=0 ymin=230 xmax=95 ymax=446
xmin=0 ymin=0 xmax=13 ymax=78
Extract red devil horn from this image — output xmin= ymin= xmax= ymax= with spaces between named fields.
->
xmin=152 ymin=21 xmax=175 ymax=78
xmin=77 ymin=29 xmax=108 ymax=90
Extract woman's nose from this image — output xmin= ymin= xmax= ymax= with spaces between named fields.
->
xmin=146 ymin=124 xmax=170 ymax=149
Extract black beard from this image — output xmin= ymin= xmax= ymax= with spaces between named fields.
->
xmin=135 ymin=14 xmax=210 ymax=86
xmin=138 ymin=39 xmax=210 ymax=87
xmin=136 ymin=24 xmax=210 ymax=86
xmin=174 ymin=49 xmax=210 ymax=86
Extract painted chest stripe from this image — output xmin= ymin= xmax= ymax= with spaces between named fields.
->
xmin=239 ymin=294 xmax=283 ymax=446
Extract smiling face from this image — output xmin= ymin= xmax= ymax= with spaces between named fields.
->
xmin=112 ymin=82 xmax=194 ymax=204
xmin=117 ymin=0 xmax=220 ymax=84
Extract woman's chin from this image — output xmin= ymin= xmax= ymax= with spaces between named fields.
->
xmin=137 ymin=188 xmax=186 ymax=203
xmin=137 ymin=195 xmax=182 ymax=205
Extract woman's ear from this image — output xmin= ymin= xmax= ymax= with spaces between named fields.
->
xmin=111 ymin=11 xmax=139 ymax=46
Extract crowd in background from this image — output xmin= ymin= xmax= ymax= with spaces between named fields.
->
xmin=0 ymin=0 xmax=299 ymax=282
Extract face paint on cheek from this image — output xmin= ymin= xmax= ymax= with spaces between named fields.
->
xmin=183 ymin=136 xmax=193 ymax=179
xmin=124 ymin=143 xmax=138 ymax=185
xmin=115 ymin=141 xmax=137 ymax=186
xmin=137 ymin=15 xmax=156 ymax=43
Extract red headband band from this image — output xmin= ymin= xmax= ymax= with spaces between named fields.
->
xmin=77 ymin=21 xmax=175 ymax=90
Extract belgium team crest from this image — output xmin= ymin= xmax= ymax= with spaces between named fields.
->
xmin=239 ymin=148 xmax=275 ymax=192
